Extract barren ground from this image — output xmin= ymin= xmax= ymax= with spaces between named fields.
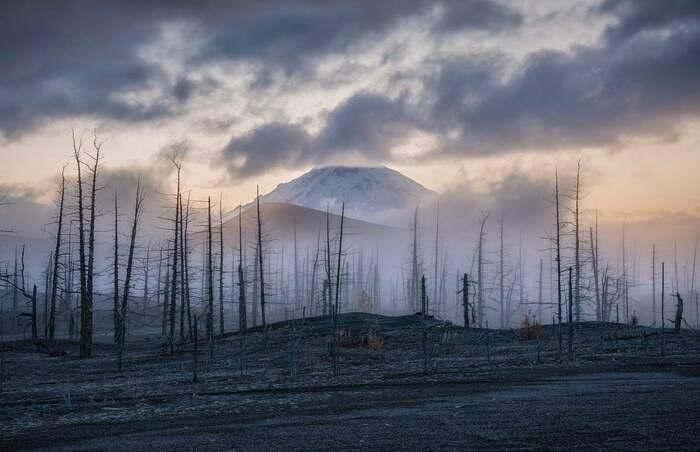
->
xmin=2 ymin=314 xmax=700 ymax=450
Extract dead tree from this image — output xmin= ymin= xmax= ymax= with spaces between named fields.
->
xmin=499 ymin=209 xmax=505 ymax=328
xmin=590 ymin=212 xmax=600 ymax=321
xmin=183 ymin=194 xmax=193 ymax=340
xmin=169 ymin=160 xmax=181 ymax=354
xmin=573 ymin=161 xmax=581 ymax=322
xmin=156 ymin=246 xmax=163 ymax=319
xmin=421 ymin=274 xmax=427 ymax=315
xmin=252 ymin=242 xmax=259 ymax=327
xmin=433 ymin=201 xmax=440 ymax=318
xmin=334 ymin=203 xmax=345 ymax=317
xmin=421 ymin=274 xmax=428 ymax=373
xmin=309 ymin=225 xmax=321 ymax=316
xmin=651 ymin=244 xmax=656 ymax=326
xmin=1 ymin=245 xmax=39 ymax=349
xmin=460 ymin=273 xmax=470 ymax=328
xmin=84 ymin=132 xmax=102 ymax=357
xmin=554 ymin=168 xmax=563 ymax=351
xmin=218 ymin=194 xmax=224 ymax=335
xmin=537 ymin=259 xmax=543 ymax=323
xmin=113 ymin=192 xmax=120 ymax=343
xmin=48 ymin=166 xmax=66 ymax=340
xmin=256 ymin=186 xmax=266 ymax=327
xmin=12 ymin=248 xmax=18 ymax=328
xmin=207 ymin=196 xmax=215 ymax=359
xmin=325 ymin=206 xmax=333 ymax=317
xmin=118 ymin=177 xmax=144 ymax=370
xmin=162 ymin=250 xmax=170 ymax=337
xmin=567 ymin=266 xmax=574 ymax=361
xmin=674 ymin=293 xmax=683 ymax=332
xmin=237 ymin=204 xmax=247 ymax=331
xmin=690 ymin=236 xmax=698 ymax=327
xmin=660 ymin=261 xmax=666 ymax=326
xmin=409 ymin=206 xmax=420 ymax=313
xmin=330 ymin=203 xmax=345 ymax=377
xmin=622 ymin=223 xmax=628 ymax=323
xmin=142 ymin=243 xmax=151 ymax=316
xmin=477 ymin=212 xmax=490 ymax=327
xmin=43 ymin=254 xmax=51 ymax=339
xmin=72 ymin=131 xmax=91 ymax=358
xmin=293 ymin=217 xmax=299 ymax=309
xmin=179 ymin=193 xmax=185 ymax=342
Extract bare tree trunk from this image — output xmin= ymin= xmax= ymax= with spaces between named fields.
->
xmin=31 ymin=284 xmax=37 ymax=344
xmin=538 ymin=259 xmax=543 ymax=323
xmin=169 ymin=162 xmax=181 ymax=354
xmin=84 ymin=132 xmax=102 ymax=358
xmin=183 ymin=194 xmax=193 ymax=340
xmin=162 ymin=251 xmax=170 ymax=337
xmin=652 ymin=244 xmax=656 ymax=326
xmin=674 ymin=293 xmax=683 ymax=332
xmin=43 ymin=255 xmax=51 ymax=339
xmin=113 ymin=193 xmax=120 ymax=344
xmin=179 ymin=193 xmax=186 ymax=342
xmin=568 ymin=266 xmax=573 ymax=361
xmin=661 ymin=262 xmax=665 ymax=332
xmin=590 ymin=211 xmax=600 ymax=321
xmin=252 ymin=243 xmax=259 ymax=327
xmin=334 ymin=203 xmax=345 ymax=317
xmin=207 ymin=197 xmax=215 ymax=359
xmin=574 ymin=161 xmax=581 ymax=322
xmin=421 ymin=274 xmax=428 ymax=373
xmin=433 ymin=201 xmax=439 ymax=318
xmin=12 ymin=249 xmax=18 ymax=329
xmin=409 ymin=206 xmax=419 ymax=313
xmin=622 ymin=223 xmax=628 ymax=324
xmin=237 ymin=204 xmax=247 ymax=331
xmin=690 ymin=235 xmax=697 ymax=328
xmin=555 ymin=168 xmax=563 ymax=351
xmin=119 ymin=177 xmax=144 ymax=370
xmin=330 ymin=203 xmax=345 ymax=377
xmin=499 ymin=209 xmax=504 ymax=328
xmin=325 ymin=207 xmax=333 ymax=316
xmin=48 ymin=166 xmax=66 ymax=341
xmin=309 ymin=227 xmax=321 ymax=317
xmin=156 ymin=247 xmax=163 ymax=313
xmin=73 ymin=131 xmax=91 ymax=358
xmin=462 ymin=273 xmax=470 ymax=328
xmin=219 ymin=194 xmax=225 ymax=335
xmin=294 ymin=217 xmax=299 ymax=309
xmin=256 ymin=186 xmax=266 ymax=327
xmin=477 ymin=213 xmax=489 ymax=327
xmin=143 ymin=244 xmax=151 ymax=316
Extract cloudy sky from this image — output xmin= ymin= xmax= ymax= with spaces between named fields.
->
xmin=1 ymin=0 xmax=699 ymax=227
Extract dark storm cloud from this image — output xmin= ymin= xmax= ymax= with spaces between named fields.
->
xmin=427 ymin=0 xmax=700 ymax=155
xmin=221 ymin=93 xmax=417 ymax=178
xmin=219 ymin=1 xmax=700 ymax=176
xmin=433 ymin=0 xmax=521 ymax=33
xmin=1 ymin=0 xmax=521 ymax=138
xmin=221 ymin=122 xmax=313 ymax=178
xmin=435 ymin=11 xmax=700 ymax=153
xmin=599 ymin=0 xmax=700 ymax=44
xmin=0 ymin=1 xmax=176 ymax=138
xmin=194 ymin=0 xmax=522 ymax=75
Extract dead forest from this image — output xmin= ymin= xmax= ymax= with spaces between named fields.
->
xmin=1 ymin=134 xmax=699 ymax=450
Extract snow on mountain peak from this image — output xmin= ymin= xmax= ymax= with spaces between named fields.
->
xmin=262 ymin=166 xmax=436 ymax=223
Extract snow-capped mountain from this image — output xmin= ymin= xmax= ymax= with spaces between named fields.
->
xmin=261 ymin=166 xmax=436 ymax=224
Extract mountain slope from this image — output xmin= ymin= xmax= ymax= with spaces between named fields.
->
xmin=261 ymin=166 xmax=436 ymax=224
